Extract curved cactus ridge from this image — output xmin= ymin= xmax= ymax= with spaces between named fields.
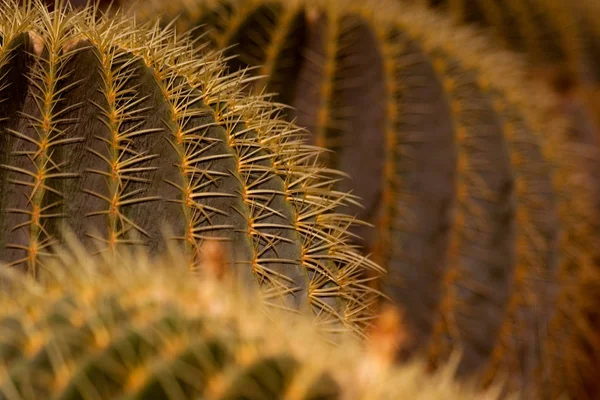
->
xmin=0 ymin=239 xmax=501 ymax=400
xmin=0 ymin=0 xmax=384 ymax=335
xmin=130 ymin=0 xmax=600 ymax=398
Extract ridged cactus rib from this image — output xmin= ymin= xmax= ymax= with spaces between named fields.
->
xmin=424 ymin=49 xmax=515 ymax=377
xmin=0 ymin=1 xmax=383 ymax=334
xmin=142 ymin=0 xmax=390 ymax=251
xmin=0 ymin=243 xmax=498 ymax=400
xmin=400 ymin=6 xmax=600 ymax=396
xmin=137 ymin=0 xmax=453 ymax=343
xmin=374 ymin=27 xmax=455 ymax=350
xmin=479 ymin=98 xmax=557 ymax=393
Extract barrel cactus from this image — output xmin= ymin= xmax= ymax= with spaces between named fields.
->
xmin=0 ymin=240 xmax=501 ymax=400
xmin=128 ymin=0 xmax=600 ymax=398
xmin=0 ymin=0 xmax=383 ymax=336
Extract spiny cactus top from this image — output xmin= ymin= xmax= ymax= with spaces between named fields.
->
xmin=132 ymin=0 xmax=600 ymax=398
xmin=0 ymin=242 xmax=498 ymax=400
xmin=0 ymin=1 xmax=383 ymax=335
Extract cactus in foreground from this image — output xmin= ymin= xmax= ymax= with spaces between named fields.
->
xmin=129 ymin=0 xmax=600 ymax=398
xmin=0 ymin=240 xmax=500 ymax=400
xmin=0 ymin=0 xmax=384 ymax=335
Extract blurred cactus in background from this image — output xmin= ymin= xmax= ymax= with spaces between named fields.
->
xmin=408 ymin=0 xmax=600 ymax=160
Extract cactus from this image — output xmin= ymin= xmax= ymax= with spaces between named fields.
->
xmin=0 ymin=240 xmax=501 ymax=400
xmin=0 ymin=0 xmax=384 ymax=336
xmin=412 ymin=0 xmax=595 ymax=83
xmin=128 ymin=0 xmax=600 ymax=398
xmin=410 ymin=0 xmax=600 ymax=139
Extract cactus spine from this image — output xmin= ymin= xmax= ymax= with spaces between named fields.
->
xmin=0 ymin=0 xmax=384 ymax=335
xmin=133 ymin=0 xmax=600 ymax=397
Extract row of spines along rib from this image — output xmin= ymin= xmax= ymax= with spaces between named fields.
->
xmin=0 ymin=1 xmax=383 ymax=336
xmin=136 ymin=0 xmax=600 ymax=397
xmin=0 ymin=242 xmax=494 ymax=400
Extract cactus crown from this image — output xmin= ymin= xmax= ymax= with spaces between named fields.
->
xmin=0 ymin=0 xmax=382 ymax=334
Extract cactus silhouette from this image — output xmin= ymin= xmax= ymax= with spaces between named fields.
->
xmin=0 ymin=0 xmax=384 ymax=335
xmin=129 ymin=0 xmax=600 ymax=398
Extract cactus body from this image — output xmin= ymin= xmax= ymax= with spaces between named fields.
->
xmin=414 ymin=0 xmax=600 ymax=142
xmin=133 ymin=0 xmax=600 ymax=398
xmin=0 ymin=242 xmax=497 ymax=400
xmin=0 ymin=1 xmax=383 ymax=335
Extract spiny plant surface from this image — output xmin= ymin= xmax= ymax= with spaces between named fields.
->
xmin=0 ymin=0 xmax=384 ymax=336
xmin=129 ymin=0 xmax=600 ymax=398
xmin=0 ymin=240 xmax=501 ymax=400
xmin=410 ymin=0 xmax=600 ymax=139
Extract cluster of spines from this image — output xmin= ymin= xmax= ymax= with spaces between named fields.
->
xmin=134 ymin=0 xmax=600 ymax=397
xmin=0 ymin=0 xmax=383 ymax=336
xmin=136 ymin=0 xmax=393 ymax=248
xmin=0 ymin=241 xmax=497 ymax=400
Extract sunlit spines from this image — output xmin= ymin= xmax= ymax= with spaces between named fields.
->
xmin=9 ymin=13 xmax=81 ymax=274
xmin=131 ymin=0 xmax=600 ymax=396
xmin=0 ymin=32 xmax=38 ymax=269
xmin=142 ymin=0 xmax=390 ymax=251
xmin=227 ymin=93 xmax=383 ymax=332
xmin=0 ymin=0 xmax=383 ymax=334
xmin=103 ymin=2 xmax=385 ymax=330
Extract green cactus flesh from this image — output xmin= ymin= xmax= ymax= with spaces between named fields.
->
xmin=0 ymin=1 xmax=383 ymax=335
